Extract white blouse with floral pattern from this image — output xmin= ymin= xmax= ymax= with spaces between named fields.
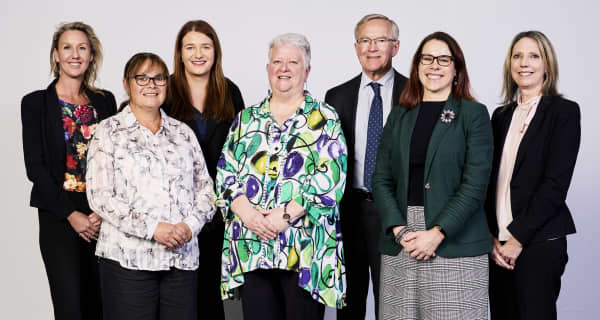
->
xmin=86 ymin=105 xmax=216 ymax=271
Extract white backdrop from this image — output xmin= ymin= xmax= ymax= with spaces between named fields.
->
xmin=1 ymin=0 xmax=598 ymax=319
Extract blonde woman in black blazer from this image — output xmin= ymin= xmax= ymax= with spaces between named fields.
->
xmin=21 ymin=22 xmax=116 ymax=320
xmin=486 ymin=31 xmax=580 ymax=320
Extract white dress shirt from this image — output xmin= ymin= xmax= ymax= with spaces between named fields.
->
xmin=354 ymin=68 xmax=395 ymax=189
xmin=86 ymin=106 xmax=216 ymax=271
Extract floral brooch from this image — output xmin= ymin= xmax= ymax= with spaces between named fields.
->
xmin=440 ymin=109 xmax=456 ymax=123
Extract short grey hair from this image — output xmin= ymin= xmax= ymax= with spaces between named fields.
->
xmin=354 ymin=14 xmax=399 ymax=41
xmin=268 ymin=33 xmax=311 ymax=69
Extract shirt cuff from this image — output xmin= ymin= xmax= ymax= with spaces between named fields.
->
xmin=183 ymin=215 xmax=204 ymax=238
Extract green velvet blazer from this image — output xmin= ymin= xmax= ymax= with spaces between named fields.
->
xmin=372 ymin=95 xmax=493 ymax=258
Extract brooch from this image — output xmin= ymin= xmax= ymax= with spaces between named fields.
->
xmin=440 ymin=109 xmax=455 ymax=123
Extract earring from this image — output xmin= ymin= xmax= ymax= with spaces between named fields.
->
xmin=453 ymin=76 xmax=458 ymax=86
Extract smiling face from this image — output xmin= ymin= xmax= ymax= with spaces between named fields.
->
xmin=510 ymin=37 xmax=545 ymax=96
xmin=53 ymin=30 xmax=93 ymax=80
xmin=418 ymin=39 xmax=456 ymax=101
xmin=266 ymin=44 xmax=310 ymax=98
xmin=124 ymin=60 xmax=167 ymax=111
xmin=354 ymin=19 xmax=399 ymax=81
xmin=181 ymin=31 xmax=215 ymax=78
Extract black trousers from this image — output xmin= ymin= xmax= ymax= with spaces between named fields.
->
xmin=240 ymin=269 xmax=325 ymax=320
xmin=489 ymin=237 xmax=568 ymax=320
xmin=337 ymin=191 xmax=381 ymax=320
xmin=99 ymin=258 xmax=198 ymax=320
xmin=38 ymin=192 xmax=101 ymax=320
xmin=197 ymin=216 xmax=225 ymax=320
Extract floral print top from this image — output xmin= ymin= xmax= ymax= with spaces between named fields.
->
xmin=60 ymin=100 xmax=99 ymax=192
xmin=86 ymin=106 xmax=216 ymax=271
xmin=216 ymin=94 xmax=348 ymax=308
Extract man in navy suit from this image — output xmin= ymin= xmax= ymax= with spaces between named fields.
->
xmin=325 ymin=13 xmax=407 ymax=320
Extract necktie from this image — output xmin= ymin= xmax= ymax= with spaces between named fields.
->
xmin=364 ymin=82 xmax=383 ymax=192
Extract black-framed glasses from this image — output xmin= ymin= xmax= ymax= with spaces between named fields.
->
xmin=357 ymin=37 xmax=397 ymax=48
xmin=132 ymin=74 xmax=168 ymax=86
xmin=419 ymin=54 xmax=454 ymax=66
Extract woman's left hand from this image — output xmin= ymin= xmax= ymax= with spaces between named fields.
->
xmin=402 ymin=228 xmax=445 ymax=261
xmin=499 ymin=236 xmax=523 ymax=267
xmin=263 ymin=208 xmax=290 ymax=234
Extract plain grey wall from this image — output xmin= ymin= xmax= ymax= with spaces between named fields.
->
xmin=1 ymin=0 xmax=598 ymax=319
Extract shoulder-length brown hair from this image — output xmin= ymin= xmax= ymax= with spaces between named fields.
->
xmin=50 ymin=21 xmax=103 ymax=95
xmin=501 ymin=31 xmax=559 ymax=104
xmin=168 ymin=20 xmax=235 ymax=122
xmin=119 ymin=52 xmax=169 ymax=112
xmin=399 ymin=31 xmax=474 ymax=109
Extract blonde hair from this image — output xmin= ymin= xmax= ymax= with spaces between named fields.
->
xmin=502 ymin=31 xmax=559 ymax=104
xmin=50 ymin=21 xmax=103 ymax=94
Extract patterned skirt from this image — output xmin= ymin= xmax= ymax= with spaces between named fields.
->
xmin=379 ymin=206 xmax=488 ymax=320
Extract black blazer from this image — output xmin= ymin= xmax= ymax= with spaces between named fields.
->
xmin=485 ymin=95 xmax=580 ymax=245
xmin=21 ymin=79 xmax=117 ymax=220
xmin=163 ymin=78 xmax=245 ymax=181
xmin=324 ymin=69 xmax=408 ymax=194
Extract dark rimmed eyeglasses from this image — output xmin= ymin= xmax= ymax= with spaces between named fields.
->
xmin=132 ymin=74 xmax=168 ymax=86
xmin=419 ymin=54 xmax=454 ymax=67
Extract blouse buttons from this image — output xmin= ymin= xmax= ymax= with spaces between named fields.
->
xmin=425 ymin=183 xmax=431 ymax=190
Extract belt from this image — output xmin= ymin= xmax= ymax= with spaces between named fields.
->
xmin=351 ymin=188 xmax=374 ymax=202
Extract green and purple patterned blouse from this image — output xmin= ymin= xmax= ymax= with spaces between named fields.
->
xmin=216 ymin=94 xmax=347 ymax=308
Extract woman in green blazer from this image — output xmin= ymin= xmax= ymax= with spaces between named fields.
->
xmin=372 ymin=31 xmax=493 ymax=319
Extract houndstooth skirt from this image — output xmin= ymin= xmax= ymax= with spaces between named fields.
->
xmin=379 ymin=206 xmax=488 ymax=320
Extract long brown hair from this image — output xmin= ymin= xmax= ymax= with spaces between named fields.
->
xmin=168 ymin=20 xmax=235 ymax=122
xmin=399 ymin=31 xmax=474 ymax=109
xmin=50 ymin=21 xmax=103 ymax=94
xmin=501 ymin=31 xmax=559 ymax=104
xmin=119 ymin=52 xmax=169 ymax=112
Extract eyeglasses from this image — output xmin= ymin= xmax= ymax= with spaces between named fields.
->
xmin=419 ymin=54 xmax=454 ymax=67
xmin=356 ymin=37 xmax=397 ymax=48
xmin=132 ymin=74 xmax=168 ymax=86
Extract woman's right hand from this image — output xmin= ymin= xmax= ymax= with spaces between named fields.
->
xmin=491 ymin=237 xmax=513 ymax=270
xmin=67 ymin=211 xmax=98 ymax=242
xmin=231 ymin=196 xmax=277 ymax=240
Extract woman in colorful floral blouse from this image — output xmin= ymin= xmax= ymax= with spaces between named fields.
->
xmin=21 ymin=22 xmax=116 ymax=320
xmin=86 ymin=52 xmax=216 ymax=320
xmin=216 ymin=33 xmax=347 ymax=319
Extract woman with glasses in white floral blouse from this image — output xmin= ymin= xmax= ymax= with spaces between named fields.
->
xmin=86 ymin=52 xmax=216 ymax=320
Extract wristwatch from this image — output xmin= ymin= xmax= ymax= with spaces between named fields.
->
xmin=282 ymin=206 xmax=293 ymax=225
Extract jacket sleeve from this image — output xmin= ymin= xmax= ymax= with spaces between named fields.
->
xmin=508 ymin=101 xmax=581 ymax=245
xmin=431 ymin=103 xmax=494 ymax=238
xmin=372 ymin=108 xmax=406 ymax=234
xmin=21 ymin=92 xmax=75 ymax=219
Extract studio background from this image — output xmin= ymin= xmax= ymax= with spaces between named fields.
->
xmin=0 ymin=0 xmax=597 ymax=319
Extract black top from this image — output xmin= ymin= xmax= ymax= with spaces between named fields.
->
xmin=21 ymin=79 xmax=117 ymax=219
xmin=407 ymin=101 xmax=445 ymax=206
xmin=485 ymin=95 xmax=580 ymax=245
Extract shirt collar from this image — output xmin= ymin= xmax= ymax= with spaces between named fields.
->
xmin=121 ymin=104 xmax=170 ymax=134
xmin=360 ymin=68 xmax=395 ymax=90
xmin=257 ymin=92 xmax=317 ymax=117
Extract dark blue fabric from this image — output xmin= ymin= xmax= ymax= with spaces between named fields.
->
xmin=364 ymin=82 xmax=383 ymax=192
xmin=193 ymin=111 xmax=208 ymax=144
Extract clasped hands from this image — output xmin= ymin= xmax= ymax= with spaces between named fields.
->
xmin=153 ymin=222 xmax=193 ymax=249
xmin=393 ymin=225 xmax=445 ymax=261
xmin=239 ymin=207 xmax=290 ymax=241
xmin=490 ymin=237 xmax=523 ymax=270
xmin=67 ymin=210 xmax=102 ymax=242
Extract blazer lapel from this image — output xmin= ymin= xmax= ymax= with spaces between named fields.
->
xmin=346 ymin=74 xmax=361 ymax=146
xmin=424 ymin=97 xmax=459 ymax=180
xmin=513 ymin=95 xmax=551 ymax=173
xmin=399 ymin=106 xmax=420 ymax=190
